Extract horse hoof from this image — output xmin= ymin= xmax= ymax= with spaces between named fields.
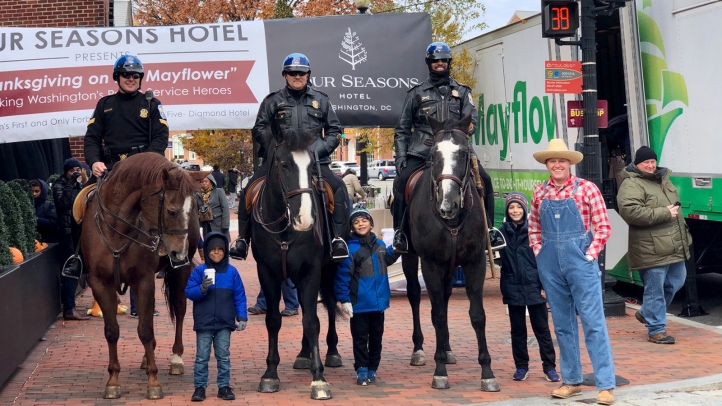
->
xmin=293 ymin=356 xmax=312 ymax=369
xmin=170 ymin=363 xmax=184 ymax=375
xmin=480 ymin=378 xmax=500 ymax=392
xmin=102 ymin=386 xmax=122 ymax=399
xmin=410 ymin=350 xmax=426 ymax=366
xmin=310 ymin=381 xmax=332 ymax=400
xmin=445 ymin=351 xmax=457 ymax=364
xmin=324 ymin=354 xmax=342 ymax=368
xmin=258 ymin=378 xmax=281 ymax=393
xmin=140 ymin=355 xmax=147 ymax=369
xmin=147 ymin=386 xmax=164 ymax=400
xmin=431 ymin=375 xmax=450 ymax=389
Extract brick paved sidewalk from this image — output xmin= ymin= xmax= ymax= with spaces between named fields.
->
xmin=3 ymin=243 xmax=722 ymax=405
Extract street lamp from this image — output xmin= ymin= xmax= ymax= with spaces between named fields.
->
xmin=354 ymin=0 xmax=370 ymax=14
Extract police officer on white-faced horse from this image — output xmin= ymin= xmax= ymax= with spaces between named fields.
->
xmin=230 ymin=53 xmax=350 ymax=260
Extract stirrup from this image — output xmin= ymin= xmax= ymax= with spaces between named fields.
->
xmin=61 ymin=255 xmax=83 ymax=279
xmin=229 ymin=238 xmax=249 ymax=260
xmin=392 ymin=230 xmax=408 ymax=254
xmin=331 ymin=237 xmax=349 ymax=260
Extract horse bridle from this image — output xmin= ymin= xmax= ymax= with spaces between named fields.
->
xmin=94 ymin=173 xmax=190 ymax=294
xmin=251 ymin=141 xmax=322 ymax=283
xmin=430 ymin=129 xmax=472 ymax=209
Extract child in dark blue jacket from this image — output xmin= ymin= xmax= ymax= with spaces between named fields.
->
xmin=499 ymin=192 xmax=558 ymax=383
xmin=185 ymin=232 xmax=247 ymax=402
xmin=335 ymin=207 xmax=400 ymax=386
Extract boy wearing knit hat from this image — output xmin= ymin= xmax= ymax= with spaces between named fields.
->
xmin=499 ymin=192 xmax=558 ymax=383
xmin=335 ymin=207 xmax=400 ymax=386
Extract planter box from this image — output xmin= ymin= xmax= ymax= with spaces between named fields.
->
xmin=0 ymin=244 xmax=62 ymax=387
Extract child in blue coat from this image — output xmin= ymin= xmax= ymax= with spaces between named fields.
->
xmin=185 ymin=232 xmax=247 ymax=401
xmin=335 ymin=207 xmax=400 ymax=386
xmin=499 ymin=192 xmax=558 ymax=382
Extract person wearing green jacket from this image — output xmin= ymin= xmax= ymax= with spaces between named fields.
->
xmin=617 ymin=146 xmax=692 ymax=345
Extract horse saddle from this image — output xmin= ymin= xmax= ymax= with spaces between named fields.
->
xmin=73 ymin=184 xmax=98 ymax=224
xmin=405 ymin=168 xmax=426 ymax=203
xmin=245 ymin=176 xmax=335 ymax=214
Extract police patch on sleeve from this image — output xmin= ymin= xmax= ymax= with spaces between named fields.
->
xmin=158 ymin=104 xmax=167 ymax=119
xmin=468 ymin=93 xmax=475 ymax=106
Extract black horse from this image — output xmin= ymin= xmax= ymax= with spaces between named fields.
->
xmin=250 ymin=125 xmax=345 ymax=400
xmin=401 ymin=114 xmax=499 ymax=391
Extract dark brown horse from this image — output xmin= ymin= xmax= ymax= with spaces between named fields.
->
xmin=80 ymin=153 xmax=207 ymax=400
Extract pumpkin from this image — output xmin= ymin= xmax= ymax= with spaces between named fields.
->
xmin=9 ymin=247 xmax=23 ymax=264
xmin=35 ymin=239 xmax=48 ymax=252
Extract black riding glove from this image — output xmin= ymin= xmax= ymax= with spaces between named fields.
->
xmin=200 ymin=275 xmax=213 ymax=294
xmin=395 ymin=156 xmax=407 ymax=174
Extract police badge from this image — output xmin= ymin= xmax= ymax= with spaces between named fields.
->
xmin=312 ymin=100 xmax=319 ymax=109
xmin=140 ymin=108 xmax=148 ymax=118
xmin=451 ymin=89 xmax=459 ymax=98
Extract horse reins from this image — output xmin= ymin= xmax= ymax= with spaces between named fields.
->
xmin=252 ymin=141 xmax=320 ymax=284
xmin=94 ymin=173 xmax=189 ymax=294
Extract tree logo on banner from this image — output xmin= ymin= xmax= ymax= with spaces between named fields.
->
xmin=339 ymin=27 xmax=367 ymax=70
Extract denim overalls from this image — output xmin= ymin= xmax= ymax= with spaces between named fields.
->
xmin=536 ymin=180 xmax=615 ymax=390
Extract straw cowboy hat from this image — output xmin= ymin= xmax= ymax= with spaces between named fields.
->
xmin=533 ymin=139 xmax=583 ymax=165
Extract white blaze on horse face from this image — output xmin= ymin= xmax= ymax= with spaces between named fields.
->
xmin=177 ymin=196 xmax=192 ymax=259
xmin=437 ymin=140 xmax=460 ymax=209
xmin=292 ymin=151 xmax=314 ymax=231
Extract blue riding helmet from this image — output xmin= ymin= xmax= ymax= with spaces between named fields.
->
xmin=425 ymin=42 xmax=452 ymax=62
xmin=282 ymin=53 xmax=311 ymax=74
xmin=113 ymin=54 xmax=144 ymax=82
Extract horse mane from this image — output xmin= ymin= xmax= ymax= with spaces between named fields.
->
xmin=111 ymin=153 xmax=196 ymax=196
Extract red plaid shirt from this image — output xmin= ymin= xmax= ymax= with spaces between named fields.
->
xmin=528 ymin=175 xmax=611 ymax=258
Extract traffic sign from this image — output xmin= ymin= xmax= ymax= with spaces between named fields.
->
xmin=567 ymin=100 xmax=608 ymax=128
xmin=545 ymin=61 xmax=582 ymax=94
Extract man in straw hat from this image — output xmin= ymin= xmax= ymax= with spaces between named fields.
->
xmin=528 ymin=139 xmax=615 ymax=405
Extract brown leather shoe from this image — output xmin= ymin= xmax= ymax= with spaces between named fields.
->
xmin=63 ymin=308 xmax=90 ymax=321
xmin=596 ymin=389 xmax=614 ymax=405
xmin=550 ymin=384 xmax=582 ymax=399
xmin=648 ymin=332 xmax=675 ymax=344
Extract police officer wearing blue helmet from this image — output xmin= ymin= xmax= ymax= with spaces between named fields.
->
xmin=391 ymin=42 xmax=494 ymax=252
xmin=230 ymin=53 xmax=350 ymax=260
xmin=85 ymin=54 xmax=169 ymax=179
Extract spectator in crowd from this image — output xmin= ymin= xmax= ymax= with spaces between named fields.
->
xmin=343 ymin=169 xmax=366 ymax=208
xmin=197 ymin=174 xmax=231 ymax=241
xmin=30 ymin=179 xmax=57 ymax=243
xmin=247 ymin=281 xmax=299 ymax=317
xmin=617 ymin=146 xmax=692 ymax=345
xmin=335 ymin=207 xmax=399 ymax=385
xmin=185 ymin=232 xmax=247 ymax=401
xmin=53 ymin=158 xmax=90 ymax=321
xmin=227 ymin=165 xmax=239 ymax=209
xmin=528 ymin=140 xmax=614 ymax=405
xmin=211 ymin=165 xmax=225 ymax=190
xmin=498 ymin=191 xmax=558 ymax=383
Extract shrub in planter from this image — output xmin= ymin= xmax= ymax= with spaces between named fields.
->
xmin=0 ymin=181 xmax=27 ymax=259
xmin=0 ymin=205 xmax=11 ymax=267
xmin=8 ymin=180 xmax=37 ymax=256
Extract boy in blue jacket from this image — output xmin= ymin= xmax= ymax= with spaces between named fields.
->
xmin=499 ymin=192 xmax=558 ymax=383
xmin=185 ymin=232 xmax=247 ymax=401
xmin=335 ymin=207 xmax=400 ymax=386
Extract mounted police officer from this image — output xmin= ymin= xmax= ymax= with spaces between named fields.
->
xmin=61 ymin=55 xmax=169 ymax=280
xmin=85 ymin=54 xmax=169 ymax=179
xmin=230 ymin=53 xmax=350 ymax=260
xmin=391 ymin=42 xmax=495 ymax=253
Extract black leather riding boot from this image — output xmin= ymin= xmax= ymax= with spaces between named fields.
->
xmin=331 ymin=190 xmax=349 ymax=260
xmin=229 ymin=191 xmax=250 ymax=260
xmin=391 ymin=190 xmax=408 ymax=253
xmin=61 ymin=257 xmax=82 ymax=279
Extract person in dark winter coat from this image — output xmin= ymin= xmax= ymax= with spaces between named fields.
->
xmin=335 ymin=207 xmax=400 ymax=386
xmin=499 ymin=191 xmax=558 ymax=382
xmin=196 ymin=174 xmax=231 ymax=241
xmin=211 ymin=165 xmax=225 ymax=190
xmin=185 ymin=232 xmax=247 ymax=401
xmin=30 ymin=179 xmax=57 ymax=243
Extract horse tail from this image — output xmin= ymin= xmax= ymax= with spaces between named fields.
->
xmin=161 ymin=258 xmax=196 ymax=325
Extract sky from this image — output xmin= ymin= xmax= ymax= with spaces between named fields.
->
xmin=462 ymin=0 xmax=542 ymax=41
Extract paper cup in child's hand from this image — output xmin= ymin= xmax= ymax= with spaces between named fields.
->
xmin=204 ymin=268 xmax=216 ymax=284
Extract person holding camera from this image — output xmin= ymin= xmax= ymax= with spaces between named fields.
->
xmin=53 ymin=158 xmax=90 ymax=320
xmin=197 ymin=174 xmax=231 ymax=242
xmin=617 ymin=146 xmax=692 ymax=345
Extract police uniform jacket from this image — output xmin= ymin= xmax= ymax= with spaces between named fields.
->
xmin=252 ymin=86 xmax=341 ymax=165
xmin=394 ymin=78 xmax=477 ymax=160
xmin=84 ymin=91 xmax=169 ymax=168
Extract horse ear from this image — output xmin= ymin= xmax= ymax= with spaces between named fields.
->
xmin=269 ymin=120 xmax=284 ymax=144
xmin=458 ymin=113 xmax=473 ymax=136
xmin=428 ymin=115 xmax=443 ymax=135
xmin=306 ymin=126 xmax=322 ymax=146
xmin=163 ymin=167 xmax=183 ymax=189
xmin=189 ymin=171 xmax=211 ymax=188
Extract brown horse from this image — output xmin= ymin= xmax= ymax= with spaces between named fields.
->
xmin=80 ymin=153 xmax=206 ymax=400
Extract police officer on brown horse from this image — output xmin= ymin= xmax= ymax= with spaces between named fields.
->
xmin=391 ymin=42 xmax=494 ymax=253
xmin=230 ymin=53 xmax=350 ymax=260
